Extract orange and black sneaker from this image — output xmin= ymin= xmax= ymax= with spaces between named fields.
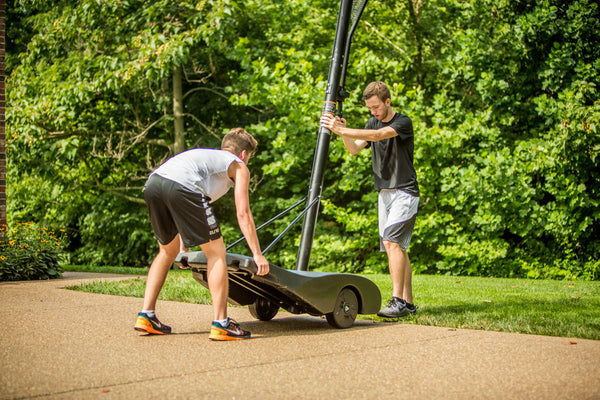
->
xmin=209 ymin=318 xmax=250 ymax=341
xmin=134 ymin=312 xmax=172 ymax=335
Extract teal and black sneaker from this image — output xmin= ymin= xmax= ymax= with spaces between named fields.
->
xmin=134 ymin=312 xmax=172 ymax=334
xmin=209 ymin=318 xmax=251 ymax=341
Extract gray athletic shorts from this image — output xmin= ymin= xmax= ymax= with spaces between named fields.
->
xmin=144 ymin=174 xmax=222 ymax=248
xmin=378 ymin=189 xmax=419 ymax=251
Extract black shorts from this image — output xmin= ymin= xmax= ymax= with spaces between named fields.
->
xmin=144 ymin=174 xmax=222 ymax=248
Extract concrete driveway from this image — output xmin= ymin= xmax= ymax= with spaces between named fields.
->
xmin=1 ymin=272 xmax=599 ymax=399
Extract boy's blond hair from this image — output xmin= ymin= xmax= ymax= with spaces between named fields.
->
xmin=221 ymin=127 xmax=258 ymax=156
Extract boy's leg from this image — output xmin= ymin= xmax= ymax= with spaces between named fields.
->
xmin=135 ymin=234 xmax=179 ymax=334
xmin=201 ymin=238 xmax=252 ymax=340
xmin=179 ymin=236 xmax=188 ymax=253
xmin=142 ymin=234 xmax=180 ymax=311
xmin=200 ymin=237 xmax=229 ymax=321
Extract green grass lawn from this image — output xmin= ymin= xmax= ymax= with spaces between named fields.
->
xmin=64 ymin=265 xmax=600 ymax=340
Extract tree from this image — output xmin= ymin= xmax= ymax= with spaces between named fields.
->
xmin=7 ymin=0 xmax=262 ymax=265
xmin=6 ymin=0 xmax=599 ymax=279
xmin=407 ymin=0 xmax=600 ymax=278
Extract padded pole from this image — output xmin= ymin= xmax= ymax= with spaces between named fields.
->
xmin=296 ymin=0 xmax=353 ymax=271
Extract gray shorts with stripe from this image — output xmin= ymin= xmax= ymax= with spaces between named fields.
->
xmin=378 ymin=189 xmax=419 ymax=252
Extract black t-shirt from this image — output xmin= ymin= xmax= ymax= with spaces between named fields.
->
xmin=366 ymin=112 xmax=419 ymax=196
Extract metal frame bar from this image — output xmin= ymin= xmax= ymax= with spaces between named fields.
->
xmin=226 ymin=196 xmax=308 ymax=251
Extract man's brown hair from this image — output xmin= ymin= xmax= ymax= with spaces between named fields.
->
xmin=363 ymin=81 xmax=391 ymax=102
xmin=221 ymin=127 xmax=258 ymax=156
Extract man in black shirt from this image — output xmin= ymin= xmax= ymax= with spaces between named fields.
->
xmin=320 ymin=81 xmax=419 ymax=317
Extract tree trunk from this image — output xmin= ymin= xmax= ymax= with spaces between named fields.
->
xmin=407 ymin=0 xmax=424 ymax=89
xmin=172 ymin=65 xmax=185 ymax=154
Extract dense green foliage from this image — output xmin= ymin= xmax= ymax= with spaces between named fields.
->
xmin=6 ymin=0 xmax=599 ymax=279
xmin=0 ymin=223 xmax=65 ymax=280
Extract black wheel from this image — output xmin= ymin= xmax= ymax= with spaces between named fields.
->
xmin=248 ymin=298 xmax=279 ymax=321
xmin=326 ymin=287 xmax=358 ymax=329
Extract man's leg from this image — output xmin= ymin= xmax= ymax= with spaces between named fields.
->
xmin=383 ymin=240 xmax=406 ymax=299
xmin=402 ymin=252 xmax=413 ymax=304
xmin=142 ymin=234 xmax=180 ymax=311
xmin=378 ymin=240 xmax=414 ymax=318
xmin=383 ymin=240 xmax=413 ymax=304
xmin=200 ymin=237 xmax=228 ymax=321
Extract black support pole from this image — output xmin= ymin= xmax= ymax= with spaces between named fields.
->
xmin=296 ymin=0 xmax=354 ymax=271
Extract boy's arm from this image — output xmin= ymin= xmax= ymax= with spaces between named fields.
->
xmin=230 ymin=162 xmax=270 ymax=276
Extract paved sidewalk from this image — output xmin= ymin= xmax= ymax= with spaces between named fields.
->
xmin=1 ymin=272 xmax=599 ymax=400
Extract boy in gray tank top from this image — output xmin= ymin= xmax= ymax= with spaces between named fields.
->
xmin=135 ymin=128 xmax=270 ymax=340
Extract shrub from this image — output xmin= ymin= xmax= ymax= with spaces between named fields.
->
xmin=0 ymin=223 xmax=66 ymax=281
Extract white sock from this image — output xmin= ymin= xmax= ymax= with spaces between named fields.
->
xmin=215 ymin=317 xmax=229 ymax=327
xmin=142 ymin=310 xmax=155 ymax=318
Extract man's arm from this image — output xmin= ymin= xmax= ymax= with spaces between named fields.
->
xmin=320 ymin=113 xmax=396 ymax=154
xmin=229 ymin=161 xmax=270 ymax=276
xmin=340 ymin=135 xmax=368 ymax=155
